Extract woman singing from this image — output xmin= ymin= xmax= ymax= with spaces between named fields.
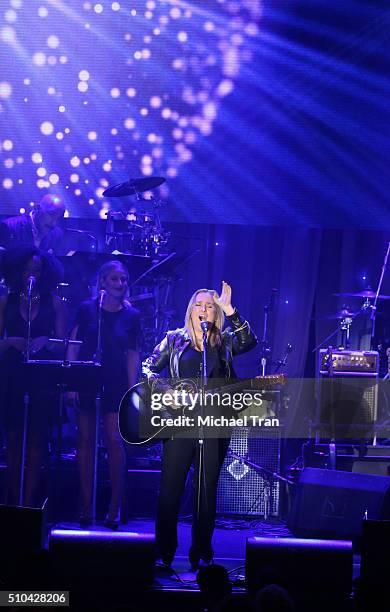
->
xmin=68 ymin=260 xmax=141 ymax=528
xmin=0 ymin=245 xmax=66 ymax=506
xmin=142 ymin=282 xmax=257 ymax=569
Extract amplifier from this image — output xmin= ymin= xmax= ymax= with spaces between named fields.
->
xmin=316 ymin=350 xmax=379 ymax=436
xmin=318 ymin=349 xmax=379 ymax=376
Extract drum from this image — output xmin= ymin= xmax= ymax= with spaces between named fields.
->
xmin=106 ymin=210 xmax=169 ymax=257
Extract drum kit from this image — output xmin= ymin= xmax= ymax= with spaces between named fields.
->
xmin=102 ymin=175 xmax=186 ymax=350
xmin=59 ymin=175 xmax=184 ymax=353
xmin=316 ymin=242 xmax=390 ymax=358
xmin=314 ymin=289 xmax=390 ymax=367
xmin=102 ymin=176 xmax=170 ymax=258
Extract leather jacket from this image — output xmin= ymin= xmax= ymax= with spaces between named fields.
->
xmin=142 ymin=309 xmax=257 ymax=389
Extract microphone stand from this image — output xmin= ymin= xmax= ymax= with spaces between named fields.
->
xmin=91 ymin=295 xmax=104 ymax=522
xmin=274 ymin=343 xmax=293 ymax=373
xmin=94 ymin=295 xmax=104 ymax=366
xmin=20 ymin=282 xmax=34 ymax=504
xmin=196 ymin=321 xmax=208 ymax=537
xmin=370 ymin=241 xmax=390 ymax=348
xmin=260 ymin=290 xmax=277 ymax=376
xmin=25 ymin=281 xmax=34 ymax=362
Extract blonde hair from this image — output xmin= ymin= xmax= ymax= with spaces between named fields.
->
xmin=97 ymin=260 xmax=130 ymax=305
xmin=184 ymin=288 xmax=225 ymax=348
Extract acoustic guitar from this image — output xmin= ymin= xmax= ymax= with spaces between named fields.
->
xmin=118 ymin=374 xmax=285 ymax=446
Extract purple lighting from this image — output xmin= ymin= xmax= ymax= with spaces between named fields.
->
xmin=0 ymin=0 xmax=261 ymax=218
xmin=51 ymin=528 xmax=154 ymax=542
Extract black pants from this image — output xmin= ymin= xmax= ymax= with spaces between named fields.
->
xmin=156 ymin=436 xmax=230 ymax=564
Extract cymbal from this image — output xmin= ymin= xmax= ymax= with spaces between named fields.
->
xmin=103 ymin=176 xmax=165 ymax=197
xmin=334 ymin=291 xmax=390 ymax=300
xmin=315 ymin=309 xmax=358 ymax=320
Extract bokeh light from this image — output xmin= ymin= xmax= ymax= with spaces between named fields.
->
xmin=0 ymin=0 xmax=260 ymax=217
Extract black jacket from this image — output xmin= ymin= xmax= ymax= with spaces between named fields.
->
xmin=0 ymin=214 xmax=64 ymax=254
xmin=142 ymin=309 xmax=257 ymax=388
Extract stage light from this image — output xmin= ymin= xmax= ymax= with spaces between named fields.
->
xmin=49 ymin=173 xmax=60 ymax=184
xmin=70 ymin=156 xmax=81 ymax=167
xmin=38 ymin=7 xmax=49 ymax=18
xmin=47 ymin=35 xmax=60 ymax=49
xmin=33 ymin=52 xmax=46 ymax=66
xmin=31 ymin=152 xmax=43 ymax=164
xmin=0 ymin=82 xmax=12 ymax=99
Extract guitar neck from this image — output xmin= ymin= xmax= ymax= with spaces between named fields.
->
xmin=211 ymin=375 xmax=284 ymax=396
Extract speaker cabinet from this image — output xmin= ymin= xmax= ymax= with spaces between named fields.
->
xmin=288 ymin=468 xmax=390 ymax=543
xmin=49 ymin=529 xmax=155 ymax=584
xmin=0 ymin=504 xmax=48 ymax=588
xmin=0 ymin=504 xmax=46 ymax=554
xmin=216 ymin=427 xmax=281 ymax=516
xmin=316 ymin=362 xmax=378 ymax=438
xmin=246 ymin=536 xmax=352 ymax=611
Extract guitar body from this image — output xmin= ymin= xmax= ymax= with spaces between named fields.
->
xmin=118 ymin=382 xmax=157 ymax=446
xmin=119 ymin=375 xmax=285 ymax=446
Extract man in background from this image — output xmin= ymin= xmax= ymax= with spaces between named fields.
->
xmin=0 ymin=194 xmax=66 ymax=255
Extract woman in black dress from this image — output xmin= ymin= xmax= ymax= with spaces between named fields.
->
xmin=143 ymin=282 xmax=257 ymax=569
xmin=68 ymin=260 xmax=141 ymax=527
xmin=0 ymin=245 xmax=66 ymax=506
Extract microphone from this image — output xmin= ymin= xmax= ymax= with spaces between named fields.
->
xmin=269 ymin=288 xmax=278 ymax=311
xmin=98 ymin=289 xmax=106 ymax=309
xmin=27 ymin=276 xmax=36 ymax=298
xmin=199 ymin=316 xmax=211 ymax=333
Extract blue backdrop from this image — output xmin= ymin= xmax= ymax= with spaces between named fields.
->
xmin=0 ymin=0 xmax=389 ymax=228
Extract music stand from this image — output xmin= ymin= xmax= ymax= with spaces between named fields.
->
xmin=22 ymin=351 xmax=102 ymax=521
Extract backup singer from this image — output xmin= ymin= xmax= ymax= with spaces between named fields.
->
xmin=68 ymin=260 xmax=141 ymax=528
xmin=0 ymin=246 xmax=66 ymax=506
xmin=142 ymin=282 xmax=257 ymax=569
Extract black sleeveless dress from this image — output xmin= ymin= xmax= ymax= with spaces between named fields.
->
xmin=74 ymin=299 xmax=141 ymax=413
